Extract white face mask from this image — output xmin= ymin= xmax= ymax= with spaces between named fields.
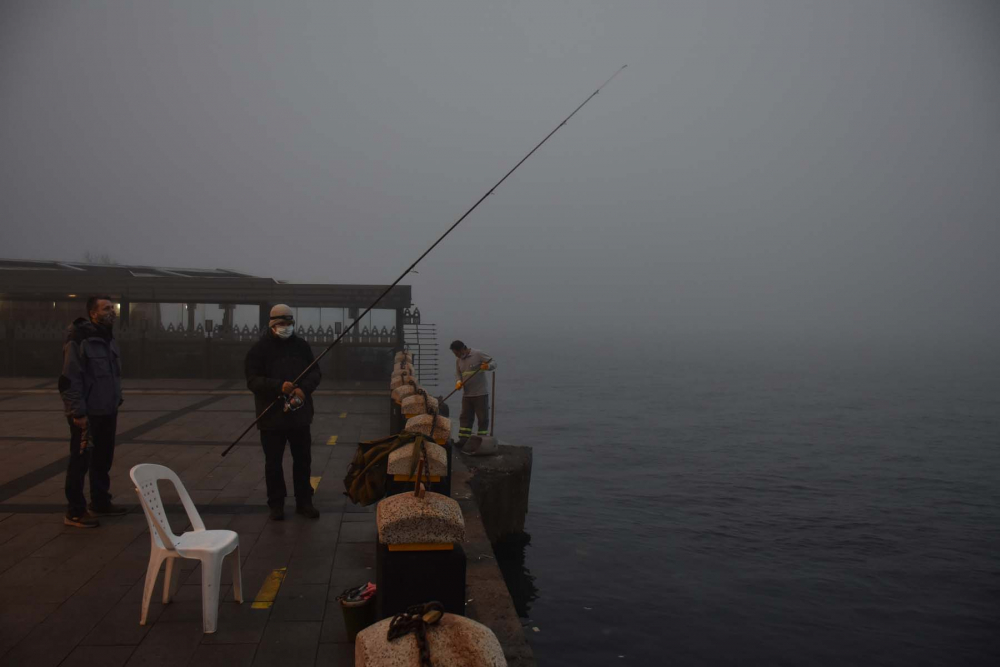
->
xmin=273 ymin=325 xmax=294 ymax=339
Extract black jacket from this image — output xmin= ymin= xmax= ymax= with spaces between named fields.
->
xmin=58 ymin=318 xmax=123 ymax=417
xmin=244 ymin=332 xmax=321 ymax=431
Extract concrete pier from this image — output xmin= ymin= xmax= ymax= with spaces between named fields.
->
xmin=0 ymin=378 xmax=534 ymax=666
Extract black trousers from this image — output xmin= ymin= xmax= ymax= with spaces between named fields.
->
xmin=458 ymin=394 xmax=489 ymax=440
xmin=65 ymin=414 xmax=118 ymax=515
xmin=260 ymin=428 xmax=313 ymax=507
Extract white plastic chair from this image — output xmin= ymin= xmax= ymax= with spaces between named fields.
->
xmin=129 ymin=463 xmax=243 ymax=633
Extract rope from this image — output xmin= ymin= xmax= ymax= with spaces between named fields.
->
xmin=387 ymin=601 xmax=445 ymax=667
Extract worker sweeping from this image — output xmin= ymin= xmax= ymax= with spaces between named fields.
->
xmin=450 ymin=340 xmax=496 ymax=449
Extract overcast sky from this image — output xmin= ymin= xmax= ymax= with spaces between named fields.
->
xmin=2 ymin=1 xmax=998 ymax=349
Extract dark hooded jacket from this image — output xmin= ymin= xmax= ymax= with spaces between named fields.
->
xmin=244 ymin=331 xmax=321 ymax=431
xmin=58 ymin=318 xmax=123 ymax=418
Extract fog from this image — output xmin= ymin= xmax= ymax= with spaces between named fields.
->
xmin=2 ymin=0 xmax=998 ymax=351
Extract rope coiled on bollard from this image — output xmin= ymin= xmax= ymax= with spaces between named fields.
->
xmin=387 ymin=601 xmax=445 ymax=666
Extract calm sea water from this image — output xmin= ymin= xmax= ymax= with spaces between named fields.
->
xmin=459 ymin=337 xmax=1000 ymax=666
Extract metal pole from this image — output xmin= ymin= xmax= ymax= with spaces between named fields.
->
xmin=490 ymin=371 xmax=496 ymax=437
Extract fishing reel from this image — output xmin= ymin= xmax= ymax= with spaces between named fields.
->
xmin=283 ymin=390 xmax=304 ymax=413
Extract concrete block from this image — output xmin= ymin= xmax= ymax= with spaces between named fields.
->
xmin=461 ymin=445 xmax=532 ymax=544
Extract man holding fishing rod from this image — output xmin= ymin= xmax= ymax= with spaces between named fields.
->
xmin=245 ymin=305 xmax=321 ymax=520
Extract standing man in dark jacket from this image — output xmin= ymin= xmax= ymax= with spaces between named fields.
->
xmin=245 ymin=304 xmax=322 ymax=520
xmin=58 ymin=296 xmax=128 ymax=528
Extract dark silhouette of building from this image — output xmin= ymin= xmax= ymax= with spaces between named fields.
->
xmin=0 ymin=258 xmax=419 ymax=381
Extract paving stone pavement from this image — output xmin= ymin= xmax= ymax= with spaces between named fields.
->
xmin=0 ymin=381 xmax=392 ymax=667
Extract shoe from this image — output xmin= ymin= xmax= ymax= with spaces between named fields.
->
xmin=460 ymin=436 xmax=485 ymax=454
xmin=295 ymin=502 xmax=320 ymax=519
xmin=65 ymin=513 xmax=99 ymax=528
xmin=269 ymin=505 xmax=285 ymax=521
xmin=88 ymin=502 xmax=128 ymax=516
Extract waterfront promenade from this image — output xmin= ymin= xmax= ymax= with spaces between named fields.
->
xmin=0 ymin=378 xmax=387 ymax=666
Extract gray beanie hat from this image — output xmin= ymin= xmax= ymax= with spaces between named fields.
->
xmin=269 ymin=304 xmax=294 ymax=328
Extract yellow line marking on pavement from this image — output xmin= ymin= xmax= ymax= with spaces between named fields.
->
xmin=326 ymin=435 xmax=338 ymax=446
xmin=251 ymin=567 xmax=286 ymax=609
xmin=339 ymin=412 xmax=347 ymax=418
xmin=310 ymin=476 xmax=321 ymax=491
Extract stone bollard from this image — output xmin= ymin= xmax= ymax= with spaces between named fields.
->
xmin=404 ymin=414 xmax=451 ymax=445
xmin=385 ymin=439 xmax=451 ymax=497
xmin=375 ymin=492 xmax=466 ymax=619
xmin=390 ymin=374 xmax=414 ymax=391
xmin=391 ymin=383 xmax=418 ymax=405
xmin=391 ymin=362 xmax=415 ymax=378
xmin=356 ymin=612 xmax=507 ymax=666
xmin=401 ymin=392 xmax=438 ymax=419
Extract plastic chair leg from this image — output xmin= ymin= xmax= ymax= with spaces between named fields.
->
xmin=140 ymin=551 xmax=165 ymax=625
xmin=162 ymin=557 xmax=183 ymax=604
xmin=201 ymin=555 xmax=224 ymax=633
xmin=231 ymin=545 xmax=243 ymax=604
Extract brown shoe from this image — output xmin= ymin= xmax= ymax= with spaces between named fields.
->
xmin=64 ymin=513 xmax=99 ymax=528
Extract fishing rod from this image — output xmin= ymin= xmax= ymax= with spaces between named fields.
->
xmin=221 ymin=65 xmax=627 ymax=457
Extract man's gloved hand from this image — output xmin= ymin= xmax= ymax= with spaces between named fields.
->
xmin=292 ymin=388 xmax=305 ymax=402
xmin=281 ymin=381 xmax=295 ymax=395
xmin=480 ymin=362 xmax=490 ymax=370
xmin=72 ymin=416 xmax=87 ymax=429
xmin=455 ymin=380 xmax=463 ymax=390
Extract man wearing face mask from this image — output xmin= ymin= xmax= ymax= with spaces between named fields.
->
xmin=58 ymin=296 xmax=126 ymax=528
xmin=245 ymin=304 xmax=322 ymax=520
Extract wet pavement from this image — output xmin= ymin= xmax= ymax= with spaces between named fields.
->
xmin=0 ymin=379 xmax=388 ymax=667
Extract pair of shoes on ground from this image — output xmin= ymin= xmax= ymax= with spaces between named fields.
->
xmin=269 ymin=502 xmax=320 ymax=521
xmin=64 ymin=502 xmax=129 ymax=528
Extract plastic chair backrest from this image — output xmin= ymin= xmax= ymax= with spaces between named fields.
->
xmin=130 ymin=464 xmax=207 ymax=550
